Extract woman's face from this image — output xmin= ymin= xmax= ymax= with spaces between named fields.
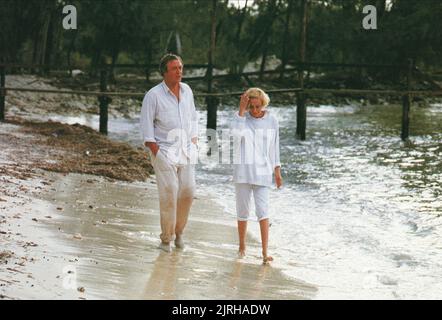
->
xmin=248 ymin=96 xmax=264 ymax=117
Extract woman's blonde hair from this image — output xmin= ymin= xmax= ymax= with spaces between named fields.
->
xmin=246 ymin=87 xmax=270 ymax=108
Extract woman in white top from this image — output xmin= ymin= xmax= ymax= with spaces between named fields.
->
xmin=231 ymin=88 xmax=283 ymax=264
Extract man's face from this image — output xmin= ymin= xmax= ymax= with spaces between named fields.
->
xmin=164 ymin=59 xmax=183 ymax=84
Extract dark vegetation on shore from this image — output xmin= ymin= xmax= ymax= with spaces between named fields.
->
xmin=7 ymin=118 xmax=154 ymax=182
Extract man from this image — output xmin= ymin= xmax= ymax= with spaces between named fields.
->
xmin=140 ymin=54 xmax=198 ymax=252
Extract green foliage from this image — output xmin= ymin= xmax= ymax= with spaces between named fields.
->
xmin=1 ymin=0 xmax=440 ymax=71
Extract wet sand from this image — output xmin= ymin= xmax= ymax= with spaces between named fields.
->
xmin=1 ymin=121 xmax=316 ymax=300
xmin=2 ymin=173 xmax=316 ymax=300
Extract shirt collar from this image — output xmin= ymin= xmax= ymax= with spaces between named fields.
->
xmin=161 ymin=80 xmax=184 ymax=96
xmin=247 ymin=109 xmax=269 ymax=120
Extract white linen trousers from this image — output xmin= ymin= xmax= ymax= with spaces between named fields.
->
xmin=151 ymin=149 xmax=195 ymax=243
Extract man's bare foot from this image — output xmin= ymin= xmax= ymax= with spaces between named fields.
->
xmin=174 ymin=235 xmax=184 ymax=249
xmin=238 ymin=249 xmax=246 ymax=259
xmin=159 ymin=242 xmax=171 ymax=253
xmin=263 ymin=256 xmax=274 ymax=264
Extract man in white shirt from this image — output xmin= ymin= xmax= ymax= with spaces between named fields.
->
xmin=140 ymin=54 xmax=198 ymax=252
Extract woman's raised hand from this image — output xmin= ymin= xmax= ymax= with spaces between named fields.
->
xmin=239 ymin=93 xmax=249 ymax=117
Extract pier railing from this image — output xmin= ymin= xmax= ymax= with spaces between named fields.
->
xmin=1 ymin=63 xmax=441 ymax=140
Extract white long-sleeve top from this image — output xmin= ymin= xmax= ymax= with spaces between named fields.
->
xmin=140 ymin=81 xmax=198 ymax=165
xmin=231 ymin=110 xmax=281 ymax=187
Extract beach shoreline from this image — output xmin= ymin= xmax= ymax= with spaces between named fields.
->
xmin=0 ymin=120 xmax=316 ymax=300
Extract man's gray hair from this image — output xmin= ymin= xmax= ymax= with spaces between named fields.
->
xmin=159 ymin=53 xmax=183 ymax=75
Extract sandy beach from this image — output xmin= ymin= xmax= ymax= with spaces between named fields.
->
xmin=0 ymin=120 xmax=316 ymax=300
xmin=3 ymin=0 xmax=442 ymax=299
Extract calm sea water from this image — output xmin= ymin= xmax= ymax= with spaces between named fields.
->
xmin=48 ymin=102 xmax=442 ymax=299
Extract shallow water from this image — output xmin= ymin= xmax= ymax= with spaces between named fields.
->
xmin=46 ymin=102 xmax=442 ymax=299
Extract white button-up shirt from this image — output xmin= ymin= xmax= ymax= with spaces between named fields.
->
xmin=140 ymin=81 xmax=198 ymax=165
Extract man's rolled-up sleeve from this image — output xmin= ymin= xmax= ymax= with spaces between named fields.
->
xmin=140 ymin=93 xmax=157 ymax=145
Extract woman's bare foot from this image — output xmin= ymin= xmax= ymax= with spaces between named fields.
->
xmin=238 ymin=249 xmax=246 ymax=259
xmin=263 ymin=255 xmax=273 ymax=264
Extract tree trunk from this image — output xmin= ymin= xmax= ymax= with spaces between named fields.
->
xmin=259 ymin=47 xmax=268 ymax=81
xmin=258 ymin=0 xmax=277 ymax=81
xmin=377 ymin=0 xmax=387 ymax=19
xmin=39 ymin=6 xmax=52 ymax=68
xmin=43 ymin=11 xmax=55 ymax=74
xmin=296 ymin=0 xmax=308 ymax=141
xmin=280 ymin=0 xmax=294 ymax=79
xmin=231 ymin=0 xmax=248 ymax=74
xmin=235 ymin=0 xmax=248 ymax=44
xmin=110 ymin=45 xmax=120 ymax=83
xmin=298 ymin=0 xmax=308 ymax=80
xmin=32 ymin=30 xmax=39 ymax=66
xmin=206 ymin=0 xmax=218 ymax=130
xmin=67 ymin=30 xmax=78 ymax=76
xmin=52 ymin=9 xmax=64 ymax=68
xmin=91 ymin=48 xmax=102 ymax=77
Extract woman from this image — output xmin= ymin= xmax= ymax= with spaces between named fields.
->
xmin=231 ymin=87 xmax=283 ymax=264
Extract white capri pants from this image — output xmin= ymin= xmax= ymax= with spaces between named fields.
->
xmin=235 ymin=183 xmax=269 ymax=221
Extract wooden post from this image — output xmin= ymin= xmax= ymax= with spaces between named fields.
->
xmin=401 ymin=95 xmax=410 ymax=141
xmin=206 ymin=0 xmax=218 ymax=130
xmin=296 ymin=0 xmax=308 ymax=140
xmin=401 ymin=59 xmax=413 ymax=141
xmin=296 ymin=92 xmax=306 ymax=140
xmin=98 ymin=69 xmax=110 ymax=135
xmin=0 ymin=66 xmax=5 ymax=122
